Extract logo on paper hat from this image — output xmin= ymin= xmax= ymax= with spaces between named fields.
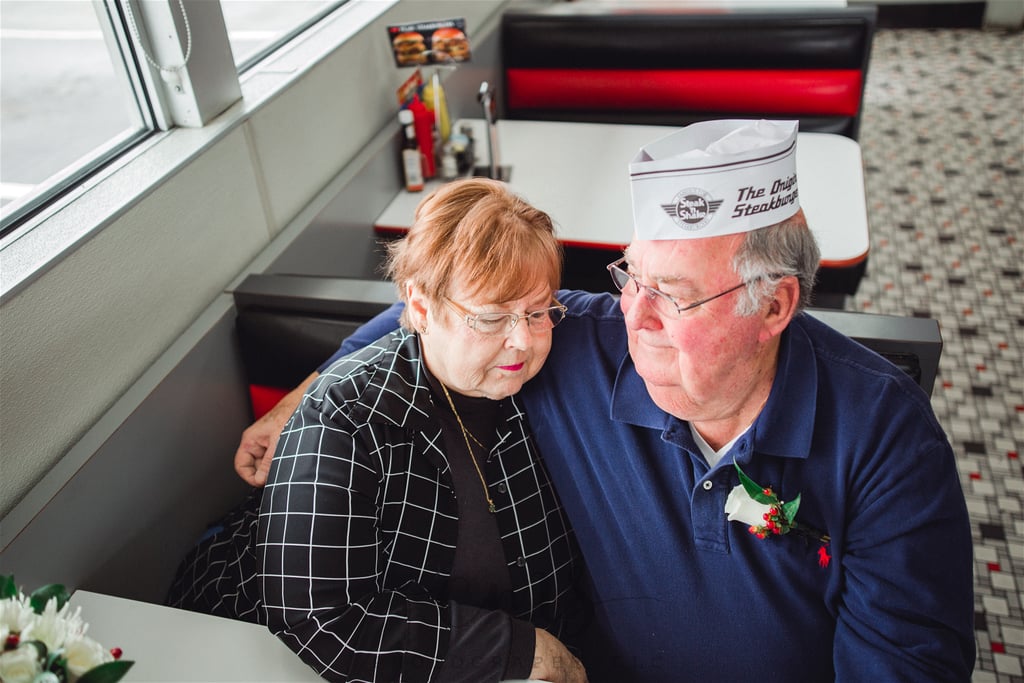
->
xmin=630 ymin=119 xmax=800 ymax=240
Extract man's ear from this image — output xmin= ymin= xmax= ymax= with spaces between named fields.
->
xmin=760 ymin=275 xmax=800 ymax=342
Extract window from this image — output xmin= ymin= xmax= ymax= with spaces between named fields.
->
xmin=0 ymin=0 xmax=348 ymax=238
xmin=221 ymin=0 xmax=345 ymax=71
xmin=0 ymin=0 xmax=154 ymax=230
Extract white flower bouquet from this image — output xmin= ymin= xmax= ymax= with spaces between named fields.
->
xmin=1 ymin=575 xmax=133 ymax=683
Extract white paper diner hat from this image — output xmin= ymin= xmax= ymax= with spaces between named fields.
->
xmin=629 ymin=119 xmax=800 ymax=240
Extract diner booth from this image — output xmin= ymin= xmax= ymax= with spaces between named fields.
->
xmin=0 ymin=1 xmax=941 ymax=677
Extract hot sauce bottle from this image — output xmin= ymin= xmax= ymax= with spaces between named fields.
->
xmin=398 ymin=109 xmax=424 ymax=192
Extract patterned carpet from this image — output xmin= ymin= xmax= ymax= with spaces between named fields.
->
xmin=851 ymin=28 xmax=1023 ymax=681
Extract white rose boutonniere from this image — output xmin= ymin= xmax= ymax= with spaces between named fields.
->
xmin=725 ymin=483 xmax=777 ymax=530
xmin=1 ymin=575 xmax=133 ymax=683
xmin=725 ymin=464 xmax=831 ymax=564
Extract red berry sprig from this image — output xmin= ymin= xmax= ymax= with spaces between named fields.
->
xmin=735 ymin=466 xmax=800 ymax=539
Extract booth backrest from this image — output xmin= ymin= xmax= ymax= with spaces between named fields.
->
xmin=232 ymin=275 xmax=943 ymax=401
xmin=501 ymin=3 xmax=878 ymax=139
xmin=232 ymin=274 xmax=398 ymax=418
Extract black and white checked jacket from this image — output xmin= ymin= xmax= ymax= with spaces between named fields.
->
xmin=258 ymin=329 xmax=581 ymax=682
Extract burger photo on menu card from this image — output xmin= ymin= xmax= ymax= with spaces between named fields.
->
xmin=430 ymin=27 xmax=470 ymax=62
xmin=393 ymin=31 xmax=427 ymax=65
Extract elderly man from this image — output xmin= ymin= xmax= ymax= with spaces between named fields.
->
xmin=235 ymin=120 xmax=975 ymax=681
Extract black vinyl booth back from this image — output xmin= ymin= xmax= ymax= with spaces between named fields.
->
xmin=232 ymin=275 xmax=943 ymax=413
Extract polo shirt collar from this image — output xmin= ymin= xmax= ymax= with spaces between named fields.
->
xmin=610 ymin=352 xmax=672 ymax=431
xmin=752 ymin=315 xmax=817 ymax=460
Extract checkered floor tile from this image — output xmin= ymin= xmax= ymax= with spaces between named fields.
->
xmin=851 ymin=27 xmax=1023 ymax=682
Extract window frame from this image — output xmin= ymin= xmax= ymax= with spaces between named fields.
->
xmin=0 ymin=0 xmax=160 ymax=236
xmin=0 ymin=0 xmax=356 ymax=249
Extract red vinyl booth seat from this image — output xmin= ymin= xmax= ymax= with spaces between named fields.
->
xmin=248 ymin=384 xmax=290 ymax=421
xmin=505 ymin=68 xmax=864 ymax=117
xmin=501 ymin=4 xmax=877 ymax=140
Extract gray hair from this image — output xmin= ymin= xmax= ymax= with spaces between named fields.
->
xmin=731 ymin=209 xmax=820 ymax=316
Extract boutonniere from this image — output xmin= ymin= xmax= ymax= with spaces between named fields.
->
xmin=724 ymin=464 xmax=831 ymax=562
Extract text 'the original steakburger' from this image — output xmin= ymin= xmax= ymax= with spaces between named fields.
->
xmin=393 ymin=31 xmax=427 ymax=66
xmin=430 ymin=27 xmax=470 ymax=62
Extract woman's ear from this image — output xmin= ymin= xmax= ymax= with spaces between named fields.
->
xmin=759 ymin=275 xmax=800 ymax=343
xmin=406 ymin=282 xmax=430 ymax=332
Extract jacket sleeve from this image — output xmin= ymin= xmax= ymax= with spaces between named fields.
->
xmin=257 ymin=380 xmax=449 ymax=683
xmin=435 ymin=605 xmax=536 ymax=683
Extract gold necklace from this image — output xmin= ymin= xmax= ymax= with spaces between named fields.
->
xmin=439 ymin=381 xmax=496 ymax=513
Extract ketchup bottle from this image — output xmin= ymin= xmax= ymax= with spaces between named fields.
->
xmin=407 ymin=95 xmax=436 ymax=179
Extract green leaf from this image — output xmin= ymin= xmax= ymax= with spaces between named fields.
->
xmin=22 ymin=639 xmax=48 ymax=660
xmin=781 ymin=493 xmax=802 ymax=526
xmin=29 ymin=583 xmax=69 ymax=614
xmin=45 ymin=650 xmax=68 ymax=673
xmin=76 ymin=660 xmax=135 ymax=683
xmin=734 ymin=463 xmax=775 ymax=505
xmin=0 ymin=574 xmax=16 ymax=599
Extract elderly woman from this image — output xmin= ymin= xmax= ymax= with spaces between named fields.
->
xmin=169 ymin=179 xmax=585 ymax=683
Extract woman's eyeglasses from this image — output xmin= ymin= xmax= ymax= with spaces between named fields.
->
xmin=445 ymin=298 xmax=567 ymax=336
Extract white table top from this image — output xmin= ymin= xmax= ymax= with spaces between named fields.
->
xmin=375 ymin=119 xmax=869 ymax=267
xmin=69 ymin=591 xmax=322 ymax=682
xmin=69 ymin=591 xmax=545 ymax=682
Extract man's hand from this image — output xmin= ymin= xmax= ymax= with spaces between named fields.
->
xmin=530 ymin=628 xmax=587 ymax=683
xmin=233 ymin=372 xmax=318 ymax=487
xmin=233 ymin=408 xmax=286 ymax=486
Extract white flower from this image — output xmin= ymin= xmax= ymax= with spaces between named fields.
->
xmin=20 ymin=599 xmax=85 ymax=652
xmin=65 ymin=633 xmax=112 ymax=678
xmin=0 ymin=644 xmax=43 ymax=683
xmin=0 ymin=595 xmax=35 ymax=633
xmin=725 ymin=484 xmax=773 ymax=527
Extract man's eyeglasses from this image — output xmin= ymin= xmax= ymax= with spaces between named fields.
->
xmin=445 ymin=298 xmax=568 ymax=336
xmin=606 ymin=257 xmax=767 ymax=318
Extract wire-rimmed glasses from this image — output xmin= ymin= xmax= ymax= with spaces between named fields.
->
xmin=445 ymin=298 xmax=567 ymax=336
xmin=606 ymin=257 xmax=760 ymax=317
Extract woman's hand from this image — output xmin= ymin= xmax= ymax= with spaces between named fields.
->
xmin=529 ymin=628 xmax=587 ymax=683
